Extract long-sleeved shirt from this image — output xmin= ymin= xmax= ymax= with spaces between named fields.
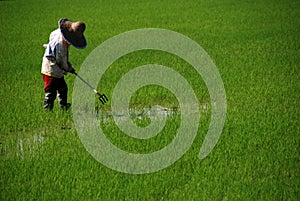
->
xmin=41 ymin=29 xmax=72 ymax=78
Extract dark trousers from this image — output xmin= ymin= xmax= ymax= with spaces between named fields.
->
xmin=43 ymin=74 xmax=68 ymax=110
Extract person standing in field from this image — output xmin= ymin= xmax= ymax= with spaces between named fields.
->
xmin=41 ymin=18 xmax=87 ymax=110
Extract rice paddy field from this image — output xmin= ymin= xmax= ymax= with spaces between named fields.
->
xmin=0 ymin=0 xmax=299 ymax=200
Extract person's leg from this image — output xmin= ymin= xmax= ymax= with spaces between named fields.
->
xmin=43 ymin=74 xmax=56 ymax=110
xmin=57 ymin=78 xmax=70 ymax=110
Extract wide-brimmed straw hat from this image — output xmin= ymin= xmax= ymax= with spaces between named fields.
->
xmin=59 ymin=18 xmax=87 ymax=49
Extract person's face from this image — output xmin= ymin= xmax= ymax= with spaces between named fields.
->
xmin=62 ymin=37 xmax=70 ymax=48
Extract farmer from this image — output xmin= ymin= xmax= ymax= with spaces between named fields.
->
xmin=41 ymin=18 xmax=87 ymax=110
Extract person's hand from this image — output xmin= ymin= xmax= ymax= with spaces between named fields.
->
xmin=67 ymin=62 xmax=76 ymax=74
xmin=69 ymin=67 xmax=76 ymax=74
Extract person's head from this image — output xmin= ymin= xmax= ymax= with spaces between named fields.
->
xmin=58 ymin=18 xmax=87 ymax=49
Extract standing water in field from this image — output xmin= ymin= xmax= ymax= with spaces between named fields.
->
xmin=1 ymin=133 xmax=45 ymax=160
xmin=96 ymin=103 xmax=211 ymax=123
xmin=97 ymin=106 xmax=180 ymax=124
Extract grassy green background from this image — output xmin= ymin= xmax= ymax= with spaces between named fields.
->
xmin=0 ymin=0 xmax=299 ymax=200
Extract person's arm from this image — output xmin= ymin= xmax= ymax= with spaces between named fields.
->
xmin=55 ymin=43 xmax=75 ymax=74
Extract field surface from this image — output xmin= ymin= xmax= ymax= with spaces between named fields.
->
xmin=0 ymin=0 xmax=299 ymax=200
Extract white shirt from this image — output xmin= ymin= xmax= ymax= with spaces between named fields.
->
xmin=41 ymin=29 xmax=72 ymax=78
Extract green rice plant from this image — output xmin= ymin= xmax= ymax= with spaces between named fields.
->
xmin=0 ymin=0 xmax=299 ymax=200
